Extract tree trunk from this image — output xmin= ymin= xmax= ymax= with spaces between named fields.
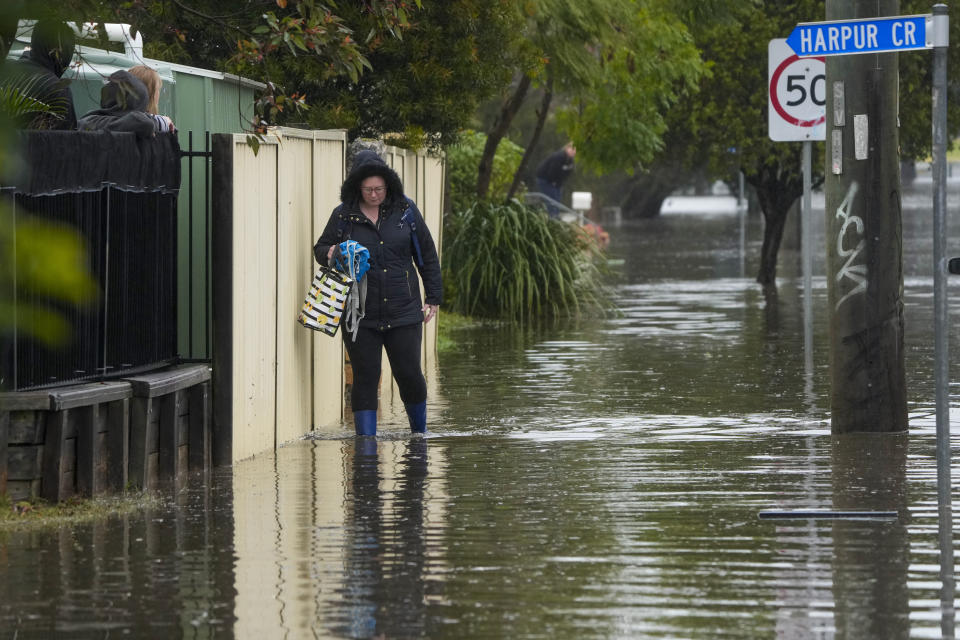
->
xmin=476 ymin=74 xmax=531 ymax=200
xmin=619 ymin=165 xmax=686 ymax=219
xmin=506 ymin=75 xmax=553 ymax=202
xmin=746 ymin=167 xmax=802 ymax=292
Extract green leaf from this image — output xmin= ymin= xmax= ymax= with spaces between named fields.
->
xmin=245 ymin=134 xmax=262 ymax=156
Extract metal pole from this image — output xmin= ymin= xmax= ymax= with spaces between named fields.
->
xmin=188 ymin=130 xmax=195 ymax=359
xmin=931 ymin=5 xmax=954 ymax=638
xmin=9 ymin=190 xmax=17 ymax=390
xmin=205 ymin=130 xmax=211 ymax=360
xmin=802 ymin=140 xmax=813 ymax=374
xmin=739 ymin=171 xmax=747 ymax=278
xmin=932 ymin=3 xmax=950 ymax=496
xmin=102 ymin=184 xmax=112 ymax=376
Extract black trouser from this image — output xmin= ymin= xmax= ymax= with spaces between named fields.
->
xmin=344 ymin=324 xmax=426 ymax=411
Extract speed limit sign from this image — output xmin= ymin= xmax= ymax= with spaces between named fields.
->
xmin=768 ymin=38 xmax=826 ymax=141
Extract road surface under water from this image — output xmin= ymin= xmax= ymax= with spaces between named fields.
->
xmin=2 ymin=180 xmax=960 ymax=639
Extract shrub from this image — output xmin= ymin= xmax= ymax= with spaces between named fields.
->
xmin=443 ymin=200 xmax=608 ymax=321
xmin=445 ymin=130 xmax=524 ymax=213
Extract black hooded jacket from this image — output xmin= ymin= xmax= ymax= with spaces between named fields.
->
xmin=77 ymin=70 xmax=156 ymax=139
xmin=535 ymin=147 xmax=575 ymax=187
xmin=3 ymin=20 xmax=77 ymax=130
xmin=314 ymin=150 xmax=442 ymax=330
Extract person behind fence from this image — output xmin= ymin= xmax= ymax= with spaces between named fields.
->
xmin=128 ymin=65 xmax=176 ymax=133
xmin=3 ymin=19 xmax=77 ymax=130
xmin=535 ymin=142 xmax=576 ymax=217
xmin=77 ymin=70 xmax=160 ymax=139
xmin=314 ymin=149 xmax=442 ymax=437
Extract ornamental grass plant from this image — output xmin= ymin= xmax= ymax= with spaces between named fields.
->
xmin=443 ymin=201 xmax=609 ymax=321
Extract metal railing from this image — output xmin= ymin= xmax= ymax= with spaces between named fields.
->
xmin=180 ymin=131 xmax=213 ymax=361
xmin=1 ymin=135 xmax=181 ymax=391
xmin=522 ymin=191 xmax=584 ymax=224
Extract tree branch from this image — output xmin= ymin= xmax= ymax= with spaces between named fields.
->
xmin=169 ymin=0 xmax=255 ymax=39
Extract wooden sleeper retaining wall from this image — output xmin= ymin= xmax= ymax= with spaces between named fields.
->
xmin=0 ymin=364 xmax=211 ymax=502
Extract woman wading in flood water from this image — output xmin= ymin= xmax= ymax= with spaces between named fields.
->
xmin=313 ymin=149 xmax=442 ymax=436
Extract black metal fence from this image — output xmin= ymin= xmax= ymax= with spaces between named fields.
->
xmin=1 ymin=131 xmax=182 ymax=391
xmin=180 ymin=130 xmax=213 ymax=361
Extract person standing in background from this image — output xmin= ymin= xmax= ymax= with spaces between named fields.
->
xmin=128 ymin=65 xmax=176 ymax=133
xmin=535 ymin=142 xmax=576 ymax=217
xmin=4 ymin=20 xmax=77 ymax=130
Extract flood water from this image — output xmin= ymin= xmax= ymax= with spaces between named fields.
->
xmin=3 ymin=178 xmax=960 ymax=639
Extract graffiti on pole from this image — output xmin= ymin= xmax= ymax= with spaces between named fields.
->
xmin=835 ymin=181 xmax=867 ymax=310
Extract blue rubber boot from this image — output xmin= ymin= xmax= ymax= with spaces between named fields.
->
xmin=405 ymin=401 xmax=427 ymax=434
xmin=353 ymin=410 xmax=377 ymax=436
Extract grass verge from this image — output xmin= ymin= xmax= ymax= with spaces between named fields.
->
xmin=437 ymin=310 xmax=489 ymax=352
xmin=0 ymin=493 xmax=164 ymax=532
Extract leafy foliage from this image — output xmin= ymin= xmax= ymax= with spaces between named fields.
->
xmin=632 ymin=1 xmax=822 ymax=286
xmin=476 ymin=0 xmax=705 ymax=200
xmin=297 ymin=0 xmax=523 ymax=149
xmin=637 ymin=0 xmax=960 ymax=286
xmin=658 ymin=0 xmax=960 ymax=186
xmin=446 ymin=130 xmax=524 ymax=214
xmin=555 ymin=1 xmax=703 ymax=174
xmin=444 ymin=201 xmax=607 ymax=321
xmin=0 ymin=74 xmax=62 ymax=126
xmin=899 ymin=1 xmax=960 ymax=159
xmin=35 ymin=1 xmax=517 ymax=149
xmin=0 ymin=210 xmax=99 ymax=346
xmin=25 ymin=1 xmax=422 ymax=136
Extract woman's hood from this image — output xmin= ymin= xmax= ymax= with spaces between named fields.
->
xmin=99 ymin=70 xmax=149 ymax=112
xmin=339 ymin=149 xmax=405 ymax=206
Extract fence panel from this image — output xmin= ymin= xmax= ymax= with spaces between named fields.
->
xmin=276 ymin=135 xmax=315 ymax=444
xmin=104 ymin=189 xmax=178 ymax=374
xmin=311 ymin=135 xmax=347 ymax=432
xmin=420 ymin=153 xmax=445 ymax=369
xmin=229 ymin=142 xmax=279 ymax=460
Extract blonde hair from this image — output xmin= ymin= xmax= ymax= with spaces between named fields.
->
xmin=128 ymin=65 xmax=162 ymax=114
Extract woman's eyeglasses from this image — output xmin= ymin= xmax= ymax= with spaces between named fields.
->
xmin=361 ymin=186 xmax=386 ymax=194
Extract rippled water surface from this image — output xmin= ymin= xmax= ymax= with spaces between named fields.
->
xmin=3 ymin=183 xmax=960 ymax=639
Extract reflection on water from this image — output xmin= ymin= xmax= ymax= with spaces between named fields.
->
xmin=831 ymin=436 xmax=910 ymax=640
xmin=2 ymin=185 xmax=960 ymax=639
xmin=337 ymin=438 xmax=430 ymax=638
xmin=0 ymin=471 xmax=238 ymax=637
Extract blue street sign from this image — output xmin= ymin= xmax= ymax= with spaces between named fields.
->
xmin=786 ymin=14 xmax=931 ymax=57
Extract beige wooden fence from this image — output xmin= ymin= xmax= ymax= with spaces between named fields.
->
xmin=212 ymin=128 xmax=445 ymax=464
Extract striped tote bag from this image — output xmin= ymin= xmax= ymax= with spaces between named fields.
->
xmin=297 ymin=264 xmax=354 ymax=336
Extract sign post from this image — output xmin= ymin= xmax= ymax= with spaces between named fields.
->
xmin=786 ymin=9 xmax=948 ymax=436
xmin=768 ymin=39 xmax=825 ymax=381
xmin=928 ymin=7 xmax=954 ymax=637
xmin=787 ymin=5 xmax=951 ymax=626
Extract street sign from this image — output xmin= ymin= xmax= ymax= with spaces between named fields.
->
xmin=786 ymin=14 xmax=932 ymax=57
xmin=768 ymin=39 xmax=825 ymax=141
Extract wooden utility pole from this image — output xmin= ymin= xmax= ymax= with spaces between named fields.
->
xmin=824 ymin=0 xmax=907 ymax=433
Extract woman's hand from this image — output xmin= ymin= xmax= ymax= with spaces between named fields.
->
xmin=327 ymin=245 xmax=335 ymax=261
xmin=422 ymin=304 xmax=438 ymax=324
